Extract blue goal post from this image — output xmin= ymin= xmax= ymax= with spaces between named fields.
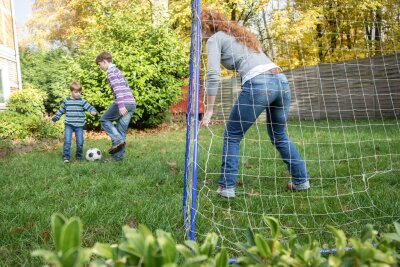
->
xmin=182 ymin=0 xmax=201 ymax=241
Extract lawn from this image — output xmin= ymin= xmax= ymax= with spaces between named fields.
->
xmin=0 ymin=120 xmax=399 ymax=266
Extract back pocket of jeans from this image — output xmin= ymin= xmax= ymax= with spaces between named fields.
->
xmin=250 ymin=80 xmax=276 ymax=95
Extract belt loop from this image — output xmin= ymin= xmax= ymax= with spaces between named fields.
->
xmin=270 ymin=67 xmax=282 ymax=74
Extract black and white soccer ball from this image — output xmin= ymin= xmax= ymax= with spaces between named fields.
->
xmin=86 ymin=148 xmax=102 ymax=161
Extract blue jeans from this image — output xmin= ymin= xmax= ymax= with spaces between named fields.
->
xmin=100 ymin=103 xmax=136 ymax=160
xmin=63 ymin=124 xmax=84 ymax=160
xmin=218 ymin=73 xmax=309 ymax=189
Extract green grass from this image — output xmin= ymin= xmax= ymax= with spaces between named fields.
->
xmin=195 ymin=119 xmax=400 ymax=248
xmin=0 ymin=120 xmax=399 ymax=266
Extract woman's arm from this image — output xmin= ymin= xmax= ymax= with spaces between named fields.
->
xmin=202 ymin=95 xmax=216 ymax=127
xmin=205 ymin=37 xmax=221 ymax=97
xmin=202 ymin=36 xmax=221 ymax=127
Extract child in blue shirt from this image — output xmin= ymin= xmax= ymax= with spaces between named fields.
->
xmin=52 ymin=81 xmax=98 ymax=163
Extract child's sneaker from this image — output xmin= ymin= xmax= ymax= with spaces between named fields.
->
xmin=217 ymin=186 xmax=235 ymax=198
xmin=287 ymin=181 xmax=310 ymax=191
xmin=108 ymin=141 xmax=125 ymax=154
xmin=63 ymin=159 xmax=70 ymax=163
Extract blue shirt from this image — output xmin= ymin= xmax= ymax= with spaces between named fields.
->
xmin=52 ymin=97 xmax=97 ymax=127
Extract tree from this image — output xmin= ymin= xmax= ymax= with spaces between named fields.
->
xmin=253 ymin=0 xmax=400 ymax=68
xmin=24 ymin=0 xmax=132 ymax=49
xmin=168 ymin=0 xmax=269 ymax=39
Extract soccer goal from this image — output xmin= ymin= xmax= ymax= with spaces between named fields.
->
xmin=183 ymin=0 xmax=400 ymax=249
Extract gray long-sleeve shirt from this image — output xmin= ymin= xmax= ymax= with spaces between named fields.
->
xmin=205 ymin=31 xmax=275 ymax=96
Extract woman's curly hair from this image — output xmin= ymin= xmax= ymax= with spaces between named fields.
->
xmin=200 ymin=9 xmax=261 ymax=53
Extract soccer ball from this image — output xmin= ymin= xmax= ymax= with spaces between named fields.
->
xmin=86 ymin=148 xmax=102 ymax=161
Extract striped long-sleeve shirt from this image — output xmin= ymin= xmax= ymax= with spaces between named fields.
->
xmin=106 ymin=64 xmax=136 ymax=109
xmin=52 ymin=97 xmax=97 ymax=127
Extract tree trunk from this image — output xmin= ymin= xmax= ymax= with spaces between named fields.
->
xmin=150 ymin=0 xmax=168 ymax=27
xmin=316 ymin=23 xmax=324 ymax=62
xmin=261 ymin=7 xmax=274 ymax=59
xmin=374 ymin=7 xmax=382 ymax=55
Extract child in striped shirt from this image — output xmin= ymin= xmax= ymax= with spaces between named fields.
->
xmin=96 ymin=51 xmax=136 ymax=161
xmin=52 ymin=81 xmax=98 ymax=163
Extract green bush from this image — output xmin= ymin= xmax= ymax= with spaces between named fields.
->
xmin=20 ymin=48 xmax=76 ymax=113
xmin=0 ymin=111 xmax=62 ymax=140
xmin=6 ymin=87 xmax=46 ymax=116
xmin=32 ymin=214 xmax=400 ymax=267
xmin=0 ymin=111 xmax=29 ymax=139
xmin=75 ymin=3 xmax=188 ymax=129
xmin=33 ymin=115 xmax=64 ymax=139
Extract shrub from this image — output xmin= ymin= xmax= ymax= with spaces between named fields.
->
xmin=33 ymin=115 xmax=64 ymax=139
xmin=20 ymin=48 xmax=76 ymax=113
xmin=6 ymin=86 xmax=46 ymax=116
xmin=0 ymin=111 xmax=62 ymax=140
xmin=0 ymin=111 xmax=29 ymax=139
xmin=32 ymin=214 xmax=400 ymax=267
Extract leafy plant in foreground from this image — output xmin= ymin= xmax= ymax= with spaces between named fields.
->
xmin=32 ymin=214 xmax=400 ymax=267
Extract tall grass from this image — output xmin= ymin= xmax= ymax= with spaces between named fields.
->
xmin=0 ymin=120 xmax=399 ymax=266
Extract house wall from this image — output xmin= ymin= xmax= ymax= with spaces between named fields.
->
xmin=0 ymin=0 xmax=22 ymax=110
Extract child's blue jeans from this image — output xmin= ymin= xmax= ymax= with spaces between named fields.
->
xmin=63 ymin=124 xmax=83 ymax=160
xmin=100 ymin=103 xmax=136 ymax=161
xmin=218 ymin=73 xmax=309 ymax=189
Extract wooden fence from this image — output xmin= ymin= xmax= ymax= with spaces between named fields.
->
xmin=211 ymin=53 xmax=400 ymax=121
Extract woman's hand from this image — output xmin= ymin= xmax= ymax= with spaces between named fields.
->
xmin=202 ymin=95 xmax=216 ymax=127
xmin=202 ymin=110 xmax=213 ymax=127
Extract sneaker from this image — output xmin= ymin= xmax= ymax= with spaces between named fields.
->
xmin=63 ymin=159 xmax=70 ymax=163
xmin=108 ymin=141 xmax=126 ymax=154
xmin=217 ymin=186 xmax=235 ymax=198
xmin=287 ymin=181 xmax=310 ymax=191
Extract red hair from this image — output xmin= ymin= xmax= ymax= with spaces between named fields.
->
xmin=200 ymin=9 xmax=261 ymax=53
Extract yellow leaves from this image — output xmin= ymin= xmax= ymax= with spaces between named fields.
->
xmin=357 ymin=0 xmax=384 ymax=10
xmin=24 ymin=0 xmax=133 ymax=49
xmin=270 ymin=8 xmax=321 ymax=44
xmin=22 ymin=0 xmax=400 ymax=71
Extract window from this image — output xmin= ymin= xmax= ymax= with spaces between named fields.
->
xmin=0 ymin=64 xmax=10 ymax=107
xmin=0 ymin=69 xmax=3 ymax=103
